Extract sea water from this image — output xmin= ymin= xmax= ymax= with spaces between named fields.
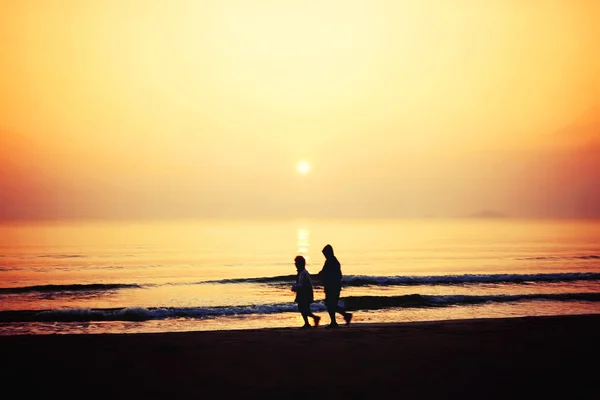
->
xmin=1 ymin=218 xmax=599 ymax=335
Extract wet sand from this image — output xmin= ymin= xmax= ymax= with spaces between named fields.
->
xmin=1 ymin=314 xmax=598 ymax=399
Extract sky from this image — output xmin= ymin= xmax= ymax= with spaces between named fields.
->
xmin=1 ymin=0 xmax=599 ymax=220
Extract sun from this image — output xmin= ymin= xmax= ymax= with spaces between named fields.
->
xmin=297 ymin=161 xmax=310 ymax=175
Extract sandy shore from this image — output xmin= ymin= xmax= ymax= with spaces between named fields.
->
xmin=1 ymin=314 xmax=598 ymax=399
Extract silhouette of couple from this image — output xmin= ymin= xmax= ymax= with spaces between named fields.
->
xmin=292 ymin=244 xmax=353 ymax=329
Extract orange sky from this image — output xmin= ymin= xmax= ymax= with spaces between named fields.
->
xmin=1 ymin=0 xmax=599 ymax=220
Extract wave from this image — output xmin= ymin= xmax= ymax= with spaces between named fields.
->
xmin=515 ymin=255 xmax=600 ymax=261
xmin=204 ymin=272 xmax=600 ymax=287
xmin=341 ymin=272 xmax=600 ymax=286
xmin=1 ymin=292 xmax=598 ymax=322
xmin=36 ymin=254 xmax=86 ymax=259
xmin=341 ymin=292 xmax=600 ymax=310
xmin=0 ymin=303 xmax=326 ymax=323
xmin=2 ymin=272 xmax=599 ymax=295
xmin=0 ymin=283 xmax=142 ymax=294
xmin=205 ymin=274 xmax=298 ymax=285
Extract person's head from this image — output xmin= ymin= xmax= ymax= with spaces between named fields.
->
xmin=294 ymin=255 xmax=306 ymax=271
xmin=322 ymin=244 xmax=334 ymax=259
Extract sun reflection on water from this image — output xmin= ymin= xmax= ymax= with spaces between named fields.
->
xmin=297 ymin=228 xmax=310 ymax=259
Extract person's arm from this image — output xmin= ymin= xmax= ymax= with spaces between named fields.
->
xmin=292 ymin=270 xmax=307 ymax=291
xmin=318 ymin=261 xmax=327 ymax=278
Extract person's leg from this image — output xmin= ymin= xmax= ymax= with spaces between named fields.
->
xmin=323 ymin=287 xmax=334 ymax=324
xmin=333 ymin=286 xmax=353 ymax=324
xmin=325 ymin=286 xmax=341 ymax=327
xmin=336 ymin=305 xmax=353 ymax=324
xmin=301 ymin=314 xmax=310 ymax=327
xmin=327 ymin=308 xmax=336 ymax=325
xmin=311 ymin=313 xmax=321 ymax=326
xmin=304 ymin=304 xmax=320 ymax=326
xmin=301 ymin=301 xmax=320 ymax=325
xmin=298 ymin=302 xmax=311 ymax=327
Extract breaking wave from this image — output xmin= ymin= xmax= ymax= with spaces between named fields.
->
xmin=1 ymin=292 xmax=598 ymax=322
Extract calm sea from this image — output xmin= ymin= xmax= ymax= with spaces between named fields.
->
xmin=1 ymin=218 xmax=599 ymax=335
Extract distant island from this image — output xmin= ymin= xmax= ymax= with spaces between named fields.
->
xmin=464 ymin=210 xmax=508 ymax=218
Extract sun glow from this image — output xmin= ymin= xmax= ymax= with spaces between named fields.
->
xmin=1 ymin=1 xmax=599 ymax=220
xmin=297 ymin=161 xmax=310 ymax=175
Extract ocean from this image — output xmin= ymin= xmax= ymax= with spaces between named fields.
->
xmin=1 ymin=218 xmax=599 ymax=335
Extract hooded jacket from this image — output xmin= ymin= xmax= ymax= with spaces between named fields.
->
xmin=319 ymin=244 xmax=342 ymax=288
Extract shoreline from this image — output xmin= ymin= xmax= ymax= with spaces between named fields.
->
xmin=2 ymin=314 xmax=599 ymax=399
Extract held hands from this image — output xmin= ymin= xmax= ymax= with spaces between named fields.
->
xmin=291 ymin=284 xmax=299 ymax=292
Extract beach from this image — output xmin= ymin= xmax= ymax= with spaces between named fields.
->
xmin=2 ymin=314 xmax=598 ymax=399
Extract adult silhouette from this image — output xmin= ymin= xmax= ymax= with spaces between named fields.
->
xmin=318 ymin=244 xmax=352 ymax=328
